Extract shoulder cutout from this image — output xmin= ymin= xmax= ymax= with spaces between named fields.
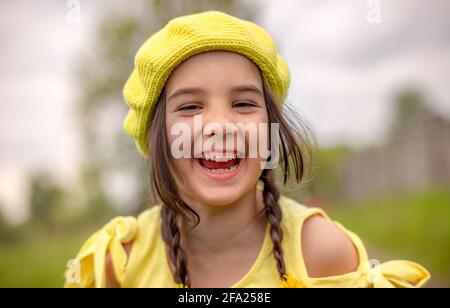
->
xmin=301 ymin=214 xmax=359 ymax=278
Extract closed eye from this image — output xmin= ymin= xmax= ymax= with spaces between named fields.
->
xmin=177 ymin=104 xmax=202 ymax=111
xmin=233 ymin=101 xmax=258 ymax=109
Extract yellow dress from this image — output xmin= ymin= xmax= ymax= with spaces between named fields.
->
xmin=64 ymin=195 xmax=430 ymax=288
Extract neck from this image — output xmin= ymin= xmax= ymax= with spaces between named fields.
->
xmin=179 ymin=186 xmax=266 ymax=253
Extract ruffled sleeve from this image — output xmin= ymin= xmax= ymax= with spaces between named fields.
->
xmin=361 ymin=259 xmax=431 ymax=288
xmin=303 ymin=259 xmax=430 ymax=288
xmin=305 ymin=220 xmax=431 ymax=288
xmin=64 ymin=216 xmax=138 ymax=288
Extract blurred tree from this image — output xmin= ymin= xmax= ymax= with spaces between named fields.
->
xmin=308 ymin=146 xmax=353 ymax=200
xmin=280 ymin=146 xmax=353 ymax=205
xmin=75 ymin=0 xmax=258 ymax=214
xmin=0 ymin=206 xmax=13 ymax=243
xmin=392 ymin=90 xmax=429 ymax=131
xmin=29 ymin=173 xmax=65 ymax=236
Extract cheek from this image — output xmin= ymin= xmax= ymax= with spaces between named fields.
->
xmin=167 ymin=139 xmax=194 ymax=181
xmin=165 ymin=118 xmax=177 ymax=146
xmin=171 ymin=158 xmax=192 ymax=180
xmin=166 ymin=116 xmax=195 ymax=155
xmin=246 ymin=158 xmax=264 ymax=180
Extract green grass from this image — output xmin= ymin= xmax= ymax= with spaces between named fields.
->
xmin=0 ymin=229 xmax=94 ymax=288
xmin=1 ymin=188 xmax=449 ymax=287
xmin=329 ymin=188 xmax=450 ymax=286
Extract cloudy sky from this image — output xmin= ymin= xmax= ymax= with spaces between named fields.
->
xmin=1 ymin=0 xmax=449 ymax=223
xmin=260 ymin=0 xmax=450 ymax=146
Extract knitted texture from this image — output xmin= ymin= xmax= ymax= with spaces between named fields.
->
xmin=122 ymin=11 xmax=291 ymax=157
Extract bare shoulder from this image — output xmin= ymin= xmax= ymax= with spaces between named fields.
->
xmin=301 ymin=214 xmax=359 ymax=278
xmin=105 ymin=242 xmax=133 ymax=288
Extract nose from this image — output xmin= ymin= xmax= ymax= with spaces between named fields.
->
xmin=205 ymin=102 xmax=232 ymax=121
xmin=200 ymin=104 xmax=241 ymax=153
xmin=202 ymin=104 xmax=237 ymax=137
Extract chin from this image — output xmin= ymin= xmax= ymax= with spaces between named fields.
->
xmin=193 ymin=184 xmax=248 ymax=207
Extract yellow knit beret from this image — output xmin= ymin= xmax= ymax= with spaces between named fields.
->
xmin=122 ymin=10 xmax=291 ymax=157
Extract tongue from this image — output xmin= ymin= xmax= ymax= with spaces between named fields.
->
xmin=200 ymin=159 xmax=236 ymax=169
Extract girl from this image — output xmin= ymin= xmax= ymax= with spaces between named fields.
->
xmin=65 ymin=11 xmax=430 ymax=288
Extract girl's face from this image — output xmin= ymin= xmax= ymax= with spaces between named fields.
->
xmin=164 ymin=51 xmax=268 ymax=207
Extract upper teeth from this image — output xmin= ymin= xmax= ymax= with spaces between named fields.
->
xmin=202 ymin=153 xmax=236 ymax=162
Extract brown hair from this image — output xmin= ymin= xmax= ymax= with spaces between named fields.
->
xmin=148 ymin=77 xmax=312 ymax=287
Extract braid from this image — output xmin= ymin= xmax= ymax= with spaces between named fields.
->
xmin=260 ymin=169 xmax=287 ymax=280
xmin=150 ymin=90 xmax=194 ymax=287
xmin=160 ymin=205 xmax=191 ymax=287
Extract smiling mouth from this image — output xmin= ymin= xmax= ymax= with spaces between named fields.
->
xmin=195 ymin=153 xmax=243 ymax=174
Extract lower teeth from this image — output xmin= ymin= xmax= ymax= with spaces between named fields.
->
xmin=203 ymin=163 xmax=238 ymax=174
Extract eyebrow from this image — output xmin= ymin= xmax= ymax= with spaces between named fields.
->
xmin=167 ymin=84 xmax=264 ymax=101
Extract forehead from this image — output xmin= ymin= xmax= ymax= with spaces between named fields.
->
xmin=164 ymin=51 xmax=263 ymax=92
